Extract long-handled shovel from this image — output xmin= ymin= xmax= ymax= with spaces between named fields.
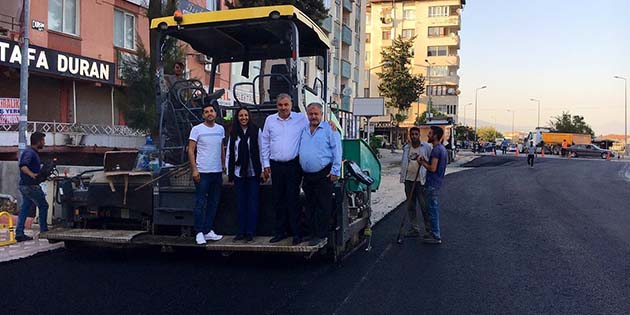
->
xmin=396 ymin=161 xmax=421 ymax=244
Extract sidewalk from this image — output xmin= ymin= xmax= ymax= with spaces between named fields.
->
xmin=1 ymin=149 xmax=477 ymax=263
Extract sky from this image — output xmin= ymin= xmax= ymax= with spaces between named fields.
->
xmin=458 ymin=0 xmax=630 ymax=135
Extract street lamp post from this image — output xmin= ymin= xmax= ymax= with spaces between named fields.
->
xmin=424 ymin=59 xmax=434 ymax=115
xmin=474 ymin=85 xmax=487 ymax=143
xmin=530 ymin=98 xmax=541 ymax=128
xmin=507 ymin=109 xmax=515 ymax=142
xmin=613 ymin=75 xmax=627 ymax=158
xmin=463 ymin=102 xmax=472 ymax=126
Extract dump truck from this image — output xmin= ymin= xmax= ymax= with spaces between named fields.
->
xmin=524 ymin=128 xmax=592 ymax=155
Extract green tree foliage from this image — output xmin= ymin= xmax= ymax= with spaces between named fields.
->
xmin=224 ymin=0 xmax=328 ymax=25
xmin=477 ymin=126 xmax=503 ymax=142
xmin=117 ymin=1 xmax=184 ymax=133
xmin=455 ymin=125 xmax=475 ymax=141
xmin=415 ymin=108 xmax=447 ymax=125
xmin=377 ymin=36 xmax=425 ymax=112
xmin=548 ymin=111 xmax=595 ymax=136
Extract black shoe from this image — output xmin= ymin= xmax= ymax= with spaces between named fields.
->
xmin=233 ymin=234 xmax=245 ymax=242
xmin=308 ymin=237 xmax=326 ymax=246
xmin=16 ymin=235 xmax=33 ymax=242
xmin=269 ymin=235 xmax=286 ymax=243
xmin=422 ymin=237 xmax=442 ymax=245
xmin=404 ymin=230 xmax=421 ymax=238
xmin=292 ymin=236 xmax=302 ymax=245
xmin=245 ymin=234 xmax=254 ymax=243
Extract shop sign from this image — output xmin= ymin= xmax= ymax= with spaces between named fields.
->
xmin=0 ymin=98 xmax=20 ymax=124
xmin=0 ymin=38 xmax=115 ymax=84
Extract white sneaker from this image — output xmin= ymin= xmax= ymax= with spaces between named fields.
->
xmin=204 ymin=230 xmax=223 ymax=241
xmin=195 ymin=232 xmax=207 ymax=245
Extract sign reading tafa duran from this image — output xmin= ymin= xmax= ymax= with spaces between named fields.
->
xmin=0 ymin=38 xmax=115 ymax=84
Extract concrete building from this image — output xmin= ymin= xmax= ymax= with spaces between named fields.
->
xmin=0 ymin=0 xmax=232 ymax=162
xmin=364 ymin=0 xmax=464 ymax=144
xmin=319 ymin=0 xmax=367 ymax=138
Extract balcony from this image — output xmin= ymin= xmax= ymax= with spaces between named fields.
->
xmin=427 ymin=55 xmax=460 ymax=67
xmin=428 ymin=34 xmax=460 ymax=48
xmin=343 ymin=0 xmax=353 ymax=12
xmin=342 ymin=24 xmax=352 ymax=46
xmin=341 ymin=59 xmax=351 ymax=79
xmin=321 ymin=15 xmax=332 ymax=33
xmin=427 ymin=75 xmax=460 ymax=86
xmin=428 ymin=15 xmax=460 ymax=27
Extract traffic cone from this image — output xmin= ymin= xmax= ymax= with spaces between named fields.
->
xmin=541 ymin=149 xmax=545 ymax=158
xmin=514 ymin=149 xmax=519 ymax=157
xmin=607 ymin=151 xmax=611 ymax=161
xmin=492 ymin=149 xmax=496 ymax=156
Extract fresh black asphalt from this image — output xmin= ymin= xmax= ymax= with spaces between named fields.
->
xmin=3 ymin=156 xmax=630 ymax=315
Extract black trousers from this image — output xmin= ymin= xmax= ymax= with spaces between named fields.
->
xmin=527 ymin=154 xmax=535 ymax=166
xmin=302 ymin=165 xmax=333 ymax=239
xmin=270 ymin=158 xmax=302 ymax=237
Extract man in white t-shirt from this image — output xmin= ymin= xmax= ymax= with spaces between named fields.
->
xmin=188 ymin=103 xmax=225 ymax=245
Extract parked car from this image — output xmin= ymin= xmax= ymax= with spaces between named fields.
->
xmin=479 ymin=142 xmax=496 ymax=153
xmin=507 ymin=143 xmax=520 ymax=152
xmin=568 ymin=144 xmax=615 ymax=159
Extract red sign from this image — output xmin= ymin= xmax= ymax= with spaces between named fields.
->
xmin=0 ymin=98 xmax=19 ymax=124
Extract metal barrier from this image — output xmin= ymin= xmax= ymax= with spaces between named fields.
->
xmin=0 ymin=121 xmax=147 ymax=137
xmin=0 ymin=211 xmax=16 ymax=246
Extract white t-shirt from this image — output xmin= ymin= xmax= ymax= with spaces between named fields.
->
xmin=189 ymin=123 xmax=225 ymax=173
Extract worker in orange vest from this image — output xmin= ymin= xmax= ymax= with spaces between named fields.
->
xmin=561 ymin=139 xmax=568 ymax=157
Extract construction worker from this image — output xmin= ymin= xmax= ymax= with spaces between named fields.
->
xmin=561 ymin=139 xmax=568 ymax=157
xmin=527 ymin=140 xmax=536 ymax=168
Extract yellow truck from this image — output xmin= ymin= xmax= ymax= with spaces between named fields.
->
xmin=525 ymin=128 xmax=592 ymax=154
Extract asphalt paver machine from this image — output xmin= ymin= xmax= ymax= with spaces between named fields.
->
xmin=44 ymin=6 xmax=381 ymax=261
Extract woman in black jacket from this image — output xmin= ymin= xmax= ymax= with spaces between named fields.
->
xmin=226 ymin=107 xmax=264 ymax=242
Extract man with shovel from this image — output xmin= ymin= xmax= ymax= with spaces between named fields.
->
xmin=399 ymin=127 xmax=432 ymax=239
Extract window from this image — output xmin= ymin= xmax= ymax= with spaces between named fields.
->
xmin=402 ymin=29 xmax=415 ymax=40
xmin=429 ymin=66 xmax=448 ymax=77
xmin=366 ymin=13 xmax=371 ymax=25
xmin=382 ymin=29 xmax=391 ymax=40
xmin=428 ymin=6 xmax=450 ymax=17
xmin=365 ymin=51 xmax=371 ymax=62
xmin=427 ymin=85 xmax=458 ymax=96
xmin=48 ymin=0 xmax=79 ymax=35
xmin=206 ymin=0 xmax=221 ymax=11
xmin=427 ymin=46 xmax=448 ymax=57
xmin=366 ymin=33 xmax=371 ymax=43
xmin=114 ymin=10 xmax=136 ymax=50
xmin=428 ymin=27 xmax=445 ymax=37
xmin=403 ymin=9 xmax=415 ymax=20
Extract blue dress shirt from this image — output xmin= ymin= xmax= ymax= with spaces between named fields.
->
xmin=299 ymin=120 xmax=342 ymax=176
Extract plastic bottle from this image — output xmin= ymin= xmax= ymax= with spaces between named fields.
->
xmin=135 ymin=137 xmax=157 ymax=171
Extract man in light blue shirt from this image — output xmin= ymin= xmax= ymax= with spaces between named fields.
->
xmin=299 ymin=102 xmax=342 ymax=246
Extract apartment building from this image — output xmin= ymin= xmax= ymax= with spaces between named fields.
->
xmin=319 ymin=0 xmax=367 ymax=138
xmin=365 ymin=0 xmax=464 ymax=142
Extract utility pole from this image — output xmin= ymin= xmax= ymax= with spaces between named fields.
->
xmin=613 ymin=76 xmax=627 ymax=158
xmin=474 ymin=86 xmax=487 ymax=143
xmin=18 ymin=0 xmax=31 ymax=160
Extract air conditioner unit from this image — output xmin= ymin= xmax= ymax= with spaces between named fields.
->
xmin=204 ymin=64 xmax=212 ymax=72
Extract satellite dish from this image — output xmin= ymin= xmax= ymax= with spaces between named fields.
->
xmin=342 ymin=86 xmax=353 ymax=97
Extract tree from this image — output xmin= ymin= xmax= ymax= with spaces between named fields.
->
xmin=117 ymin=1 xmax=184 ymax=133
xmin=377 ymin=36 xmax=425 ymax=112
xmin=455 ymin=125 xmax=475 ymax=142
xmin=548 ymin=111 xmax=595 ymax=136
xmin=224 ymin=0 xmax=328 ymax=25
xmin=415 ymin=108 xmax=447 ymax=125
xmin=477 ymin=126 xmax=503 ymax=142
xmin=390 ymin=113 xmax=407 ymax=148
